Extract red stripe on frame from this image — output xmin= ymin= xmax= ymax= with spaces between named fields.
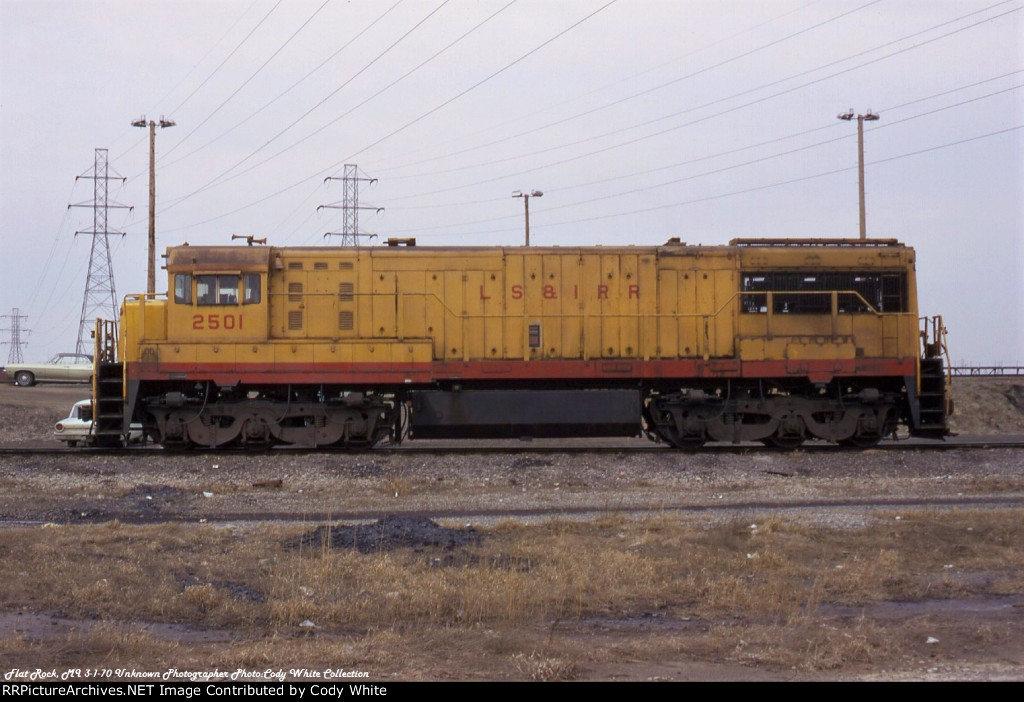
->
xmin=127 ymin=358 xmax=916 ymax=385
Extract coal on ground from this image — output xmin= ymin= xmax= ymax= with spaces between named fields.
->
xmin=297 ymin=515 xmax=483 ymax=554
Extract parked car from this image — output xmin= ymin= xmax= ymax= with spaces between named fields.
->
xmin=4 ymin=353 xmax=93 ymax=386
xmin=54 ymin=399 xmax=143 ymax=447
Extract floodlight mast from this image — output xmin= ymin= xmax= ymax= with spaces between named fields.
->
xmin=837 ymin=109 xmax=880 ymax=240
xmin=132 ymin=116 xmax=175 ymax=294
xmin=512 ymin=190 xmax=543 ymax=246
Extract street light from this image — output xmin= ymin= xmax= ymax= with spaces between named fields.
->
xmin=837 ymin=108 xmax=879 ymax=240
xmin=132 ymin=115 xmax=175 ymax=294
xmin=512 ymin=190 xmax=543 ymax=246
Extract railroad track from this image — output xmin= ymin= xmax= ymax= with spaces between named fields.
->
xmin=3 ymin=494 xmax=1023 ymax=529
xmin=1 ymin=437 xmax=1022 ymax=457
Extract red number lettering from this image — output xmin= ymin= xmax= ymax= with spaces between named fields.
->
xmin=628 ymin=284 xmax=639 ymax=299
xmin=543 ymin=285 xmax=557 ymax=299
xmin=511 ymin=285 xmax=523 ymax=300
xmin=479 ymin=285 xmax=491 ymax=300
xmin=597 ymin=285 xmax=609 ymax=299
xmin=193 ymin=314 xmax=243 ymax=330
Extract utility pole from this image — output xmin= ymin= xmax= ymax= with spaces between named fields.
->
xmin=1 ymin=309 xmax=30 ymax=364
xmin=512 ymin=190 xmax=543 ymax=246
xmin=132 ymin=115 xmax=175 ymax=293
xmin=837 ymin=109 xmax=880 ymax=240
xmin=319 ymin=164 xmax=382 ymax=245
xmin=69 ymin=148 xmax=132 ymax=354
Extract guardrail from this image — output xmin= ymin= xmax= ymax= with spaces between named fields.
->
xmin=949 ymin=366 xmax=1024 ymax=377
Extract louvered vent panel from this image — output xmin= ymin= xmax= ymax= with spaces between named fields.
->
xmin=288 ymin=310 xmax=303 ymax=330
xmin=338 ymin=282 xmax=354 ymax=301
xmin=338 ymin=311 xmax=354 ymax=331
xmin=288 ymin=282 xmax=303 ymax=302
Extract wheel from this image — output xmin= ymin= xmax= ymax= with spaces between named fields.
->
xmin=653 ymin=409 xmax=706 ymax=449
xmin=14 ymin=371 xmax=35 ymax=387
xmin=660 ymin=423 xmax=706 ymax=450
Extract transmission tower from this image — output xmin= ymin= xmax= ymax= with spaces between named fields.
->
xmin=69 ymin=148 xmax=132 ymax=354
xmin=318 ymin=164 xmax=383 ymax=245
xmin=1 ymin=309 xmax=30 ymax=364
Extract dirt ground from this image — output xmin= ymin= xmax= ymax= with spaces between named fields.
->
xmin=0 ymin=378 xmax=1022 ymax=681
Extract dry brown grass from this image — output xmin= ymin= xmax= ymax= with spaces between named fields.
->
xmin=1 ymin=508 xmax=1022 ymax=678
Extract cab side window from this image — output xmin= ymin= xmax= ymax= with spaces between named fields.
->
xmin=243 ymin=274 xmax=261 ymax=304
xmin=197 ymin=275 xmax=240 ymax=305
xmin=174 ymin=274 xmax=192 ymax=304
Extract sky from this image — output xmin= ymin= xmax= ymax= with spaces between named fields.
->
xmin=1 ymin=0 xmax=1021 ymax=366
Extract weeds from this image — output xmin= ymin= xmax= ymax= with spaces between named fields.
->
xmin=1 ymin=508 xmax=1022 ymax=677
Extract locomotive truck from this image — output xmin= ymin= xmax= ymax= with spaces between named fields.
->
xmin=88 ymin=237 xmax=951 ymax=449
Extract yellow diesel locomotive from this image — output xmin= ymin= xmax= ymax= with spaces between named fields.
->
xmin=91 ymin=238 xmax=951 ymax=449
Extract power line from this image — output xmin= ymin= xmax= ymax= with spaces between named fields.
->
xmin=382 ymin=124 xmax=1024 ymax=237
xmin=372 ymin=0 xmax=831 ymax=170
xmin=109 ymin=1 xmax=264 ymax=170
xmin=376 ymin=0 xmax=884 ymax=176
xmin=171 ymin=0 xmax=518 ymax=203
xmin=214 ymin=0 xmax=518 ymax=245
xmin=153 ymin=0 xmax=263 ymax=115
xmin=162 ymin=0 xmax=454 ymax=211
xmin=158 ymin=0 xmax=407 ymax=172
xmin=377 ymin=0 xmax=1016 ymax=178
xmin=535 ymin=125 xmax=1024 ymax=231
xmin=374 ymin=4 xmax=1024 ymax=210
xmin=315 ymin=0 xmax=619 ymax=180
xmin=385 ymin=61 xmax=1022 ymax=215
xmin=168 ymin=0 xmax=285 ymax=118
xmin=161 ymin=0 xmax=619 ymax=233
xmin=160 ymin=0 xmax=333 ymax=161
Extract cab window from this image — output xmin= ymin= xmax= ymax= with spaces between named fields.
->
xmin=174 ymin=274 xmax=192 ymax=304
xmin=197 ymin=275 xmax=239 ymax=306
xmin=243 ymin=273 xmax=261 ymax=304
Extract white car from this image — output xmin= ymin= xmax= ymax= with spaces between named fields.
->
xmin=54 ymin=400 xmax=143 ymax=447
xmin=5 ymin=353 xmax=93 ymax=386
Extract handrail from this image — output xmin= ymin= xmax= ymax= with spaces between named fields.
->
xmin=262 ymin=287 xmax=914 ymax=362
xmin=270 ymin=288 xmax=905 ymax=321
xmin=124 ymin=293 xmax=169 ymax=302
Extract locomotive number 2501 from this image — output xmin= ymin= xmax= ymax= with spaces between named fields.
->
xmin=192 ymin=314 xmax=243 ymax=330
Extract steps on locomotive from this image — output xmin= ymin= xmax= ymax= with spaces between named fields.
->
xmin=916 ymin=357 xmax=950 ymax=435
xmin=92 ymin=362 xmax=125 ymax=446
